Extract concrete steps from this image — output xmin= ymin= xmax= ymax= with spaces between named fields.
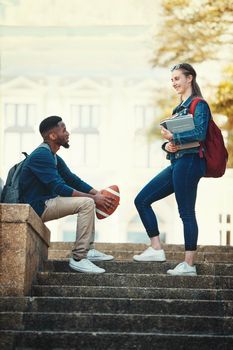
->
xmin=44 ymin=259 xmax=233 ymax=275
xmin=48 ymin=242 xmax=233 ymax=262
xmin=35 ymin=272 xmax=233 ymax=289
xmin=1 ymin=243 xmax=233 ymax=349
xmin=32 ymin=285 xmax=233 ymax=300
xmin=1 ymin=331 xmax=232 ymax=350
xmin=1 ymin=312 xmax=232 ymax=334
xmin=1 ymin=296 xmax=232 ymax=316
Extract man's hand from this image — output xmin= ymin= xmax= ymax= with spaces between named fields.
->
xmin=73 ymin=188 xmax=118 ymax=211
xmin=94 ymin=192 xmax=116 ymax=211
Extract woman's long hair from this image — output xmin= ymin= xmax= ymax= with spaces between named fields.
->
xmin=171 ymin=63 xmax=203 ymax=98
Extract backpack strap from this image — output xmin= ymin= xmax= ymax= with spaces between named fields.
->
xmin=189 ymin=97 xmax=204 ymax=158
xmin=38 ymin=142 xmax=57 ymax=166
xmin=22 ymin=152 xmax=28 ymax=159
xmin=189 ymin=97 xmax=204 ymax=115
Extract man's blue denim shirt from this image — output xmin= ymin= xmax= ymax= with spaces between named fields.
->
xmin=164 ymin=96 xmax=211 ymax=160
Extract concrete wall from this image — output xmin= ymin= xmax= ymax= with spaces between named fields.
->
xmin=0 ymin=204 xmax=50 ymax=296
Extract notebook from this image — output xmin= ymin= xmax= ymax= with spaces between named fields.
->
xmin=160 ymin=114 xmax=195 ymax=133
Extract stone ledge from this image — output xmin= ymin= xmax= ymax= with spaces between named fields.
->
xmin=0 ymin=204 xmax=50 ymax=296
xmin=0 ymin=204 xmax=50 ymax=246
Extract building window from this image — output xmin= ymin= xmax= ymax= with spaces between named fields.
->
xmin=4 ymin=103 xmax=37 ymax=168
xmin=133 ymin=105 xmax=158 ymax=168
xmin=4 ymin=103 xmax=36 ymax=132
xmin=226 ymin=231 xmax=231 ymax=246
xmin=70 ymin=105 xmax=100 ymax=166
xmin=219 ymin=213 xmax=232 ymax=246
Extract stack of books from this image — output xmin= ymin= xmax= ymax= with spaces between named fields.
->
xmin=160 ymin=113 xmax=194 ymax=133
xmin=160 ymin=114 xmax=200 ymax=150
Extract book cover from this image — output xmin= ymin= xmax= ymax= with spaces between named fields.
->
xmin=176 ymin=141 xmax=200 ymax=150
xmin=160 ymin=114 xmax=195 ymax=133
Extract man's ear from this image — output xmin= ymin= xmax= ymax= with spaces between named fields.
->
xmin=48 ymin=131 xmax=57 ymax=141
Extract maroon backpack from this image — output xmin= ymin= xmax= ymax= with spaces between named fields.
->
xmin=190 ymin=97 xmax=228 ymax=178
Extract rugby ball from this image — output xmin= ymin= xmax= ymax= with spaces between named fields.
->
xmin=96 ymin=185 xmax=120 ymax=219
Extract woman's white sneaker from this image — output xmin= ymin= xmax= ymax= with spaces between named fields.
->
xmin=69 ymin=258 xmax=105 ymax=273
xmin=133 ymin=247 xmax=166 ymax=262
xmin=167 ymin=261 xmax=197 ymax=276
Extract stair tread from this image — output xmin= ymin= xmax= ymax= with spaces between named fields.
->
xmin=1 ymin=296 xmax=232 ymax=317
xmin=48 ymin=243 xmax=233 ymax=263
xmin=37 ymin=271 xmax=233 ymax=276
xmin=2 ymin=311 xmax=233 ymax=318
xmin=1 ymin=329 xmax=233 ymax=336
xmin=49 ymin=242 xmax=233 ymax=250
xmin=2 ymin=296 xmax=232 ymax=301
xmin=1 ymin=312 xmax=232 ymax=335
xmin=44 ymin=260 xmax=233 ymax=275
xmin=1 ymin=330 xmax=232 ymax=350
xmin=32 ymin=285 xmax=233 ymax=290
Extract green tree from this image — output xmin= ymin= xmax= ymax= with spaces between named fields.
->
xmin=152 ymin=0 xmax=233 ymax=66
xmin=150 ymin=0 xmax=233 ymax=167
xmin=211 ymin=65 xmax=233 ymax=166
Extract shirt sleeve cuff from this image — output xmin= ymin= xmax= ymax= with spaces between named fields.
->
xmin=172 ymin=133 xmax=181 ymax=145
xmin=161 ymin=142 xmax=168 ymax=152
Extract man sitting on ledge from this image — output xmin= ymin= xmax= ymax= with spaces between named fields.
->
xmin=19 ymin=116 xmax=115 ymax=274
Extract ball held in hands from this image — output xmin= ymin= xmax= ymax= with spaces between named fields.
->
xmin=96 ymin=185 xmax=120 ymax=219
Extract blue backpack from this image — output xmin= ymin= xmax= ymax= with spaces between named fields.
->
xmin=1 ymin=152 xmax=28 ymax=203
xmin=1 ymin=143 xmax=55 ymax=203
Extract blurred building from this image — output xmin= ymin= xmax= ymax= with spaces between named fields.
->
xmin=0 ymin=0 xmax=232 ymax=246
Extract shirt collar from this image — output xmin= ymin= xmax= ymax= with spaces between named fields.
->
xmin=181 ymin=96 xmax=192 ymax=107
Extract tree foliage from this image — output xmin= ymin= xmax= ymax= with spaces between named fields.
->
xmin=152 ymin=0 xmax=233 ymax=66
xmin=211 ymin=65 xmax=233 ymax=166
xmin=150 ymin=0 xmax=233 ymax=167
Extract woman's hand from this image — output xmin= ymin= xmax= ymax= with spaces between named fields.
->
xmin=93 ymin=192 xmax=116 ymax=211
xmin=165 ymin=142 xmax=179 ymax=153
xmin=160 ymin=126 xmax=173 ymax=141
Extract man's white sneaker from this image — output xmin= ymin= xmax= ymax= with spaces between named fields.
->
xmin=87 ymin=249 xmax=114 ymax=261
xmin=69 ymin=258 xmax=105 ymax=273
xmin=133 ymin=247 xmax=166 ymax=262
xmin=167 ymin=261 xmax=197 ymax=276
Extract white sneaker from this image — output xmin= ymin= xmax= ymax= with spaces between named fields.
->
xmin=133 ymin=247 xmax=166 ymax=262
xmin=87 ymin=249 xmax=114 ymax=261
xmin=167 ymin=261 xmax=197 ymax=276
xmin=69 ymin=258 xmax=105 ymax=273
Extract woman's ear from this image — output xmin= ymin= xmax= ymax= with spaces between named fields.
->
xmin=187 ymin=74 xmax=193 ymax=84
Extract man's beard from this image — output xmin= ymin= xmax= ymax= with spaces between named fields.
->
xmin=62 ymin=142 xmax=70 ymax=149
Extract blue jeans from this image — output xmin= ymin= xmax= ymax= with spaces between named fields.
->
xmin=134 ymin=154 xmax=206 ymax=251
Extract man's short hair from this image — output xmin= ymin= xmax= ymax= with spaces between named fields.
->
xmin=39 ymin=116 xmax=62 ymax=135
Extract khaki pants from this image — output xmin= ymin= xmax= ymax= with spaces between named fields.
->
xmin=41 ymin=196 xmax=95 ymax=260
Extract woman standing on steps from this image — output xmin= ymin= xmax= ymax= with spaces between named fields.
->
xmin=133 ymin=63 xmax=211 ymax=276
